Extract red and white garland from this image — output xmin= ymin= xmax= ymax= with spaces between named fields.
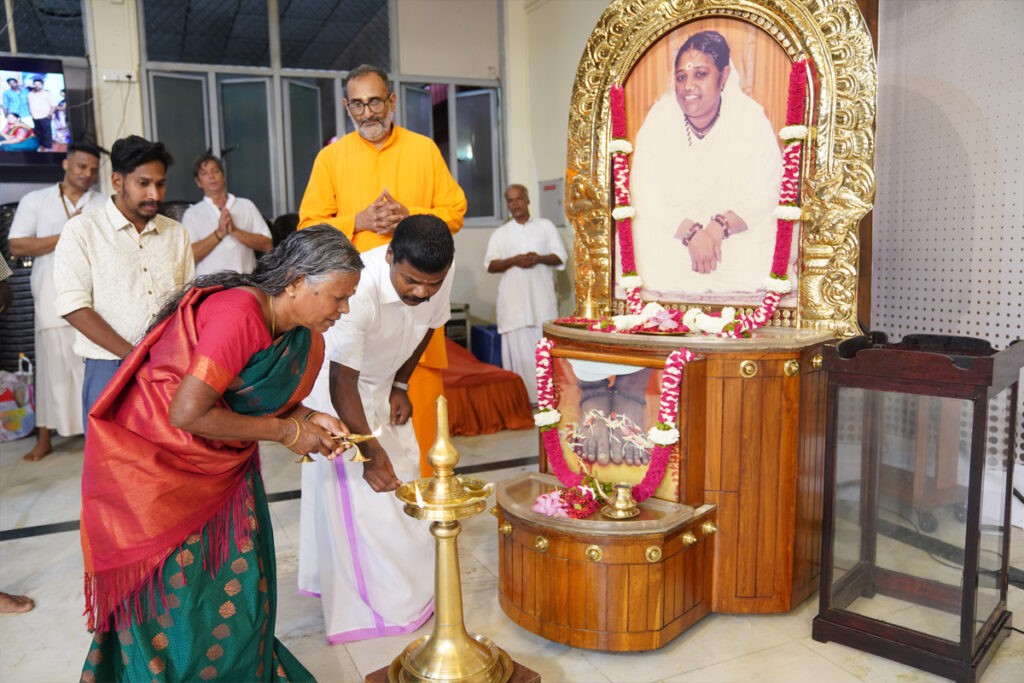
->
xmin=607 ymin=59 xmax=812 ymax=338
xmin=535 ymin=338 xmax=693 ymax=503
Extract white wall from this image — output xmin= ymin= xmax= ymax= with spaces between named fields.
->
xmin=871 ymin=0 xmax=1024 ymax=510
xmin=410 ymin=0 xmax=607 ymax=324
xmin=85 ymin=0 xmax=146 ymax=194
xmin=446 ymin=0 xmax=608 ymax=322
xmin=396 ymin=0 xmax=500 ymax=79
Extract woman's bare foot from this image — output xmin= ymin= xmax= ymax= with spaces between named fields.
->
xmin=21 ymin=427 xmax=53 ymax=462
xmin=0 ymin=592 xmax=34 ymax=613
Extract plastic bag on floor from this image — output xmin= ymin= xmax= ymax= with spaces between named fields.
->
xmin=0 ymin=354 xmax=35 ymax=441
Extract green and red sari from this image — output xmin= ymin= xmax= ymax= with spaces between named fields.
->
xmin=80 ymin=287 xmax=322 ymax=682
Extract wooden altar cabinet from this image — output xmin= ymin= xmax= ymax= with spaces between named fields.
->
xmin=500 ymin=324 xmax=833 ymax=640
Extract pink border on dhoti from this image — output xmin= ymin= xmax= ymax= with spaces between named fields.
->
xmin=320 ymin=455 xmax=434 ymax=645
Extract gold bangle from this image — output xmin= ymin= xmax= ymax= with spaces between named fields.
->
xmin=283 ymin=417 xmax=301 ymax=448
xmin=302 ymin=409 xmax=319 ymax=421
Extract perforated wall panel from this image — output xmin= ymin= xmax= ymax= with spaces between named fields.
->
xmin=873 ymin=0 xmax=1024 ymax=472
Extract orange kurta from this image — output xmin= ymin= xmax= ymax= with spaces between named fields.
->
xmin=298 ymin=125 xmax=466 ymax=474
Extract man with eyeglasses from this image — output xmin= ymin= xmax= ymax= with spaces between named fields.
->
xmin=299 ymin=64 xmax=466 ymax=477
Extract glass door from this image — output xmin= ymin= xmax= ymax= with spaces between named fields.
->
xmin=218 ymin=77 xmax=275 ymax=218
xmin=284 ymin=80 xmax=322 ymax=212
xmin=148 ymin=72 xmax=209 ymax=204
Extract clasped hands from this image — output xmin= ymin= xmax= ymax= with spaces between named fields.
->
xmin=674 ymin=212 xmax=745 ymax=274
xmin=214 ymin=207 xmax=234 ymax=241
xmin=354 ymin=189 xmax=409 ymax=235
xmin=514 ymin=251 xmax=542 ymax=269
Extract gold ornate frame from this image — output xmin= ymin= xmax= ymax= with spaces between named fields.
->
xmin=565 ymin=0 xmax=875 ymax=337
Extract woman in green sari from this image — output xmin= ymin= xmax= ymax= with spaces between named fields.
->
xmin=80 ymin=225 xmax=363 ymax=682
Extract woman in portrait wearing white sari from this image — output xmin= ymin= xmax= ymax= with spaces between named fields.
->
xmin=630 ymin=30 xmax=787 ymax=298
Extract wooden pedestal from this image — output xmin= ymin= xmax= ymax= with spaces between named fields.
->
xmin=496 ymin=473 xmax=716 ymax=651
xmin=515 ymin=325 xmax=830 ymax=652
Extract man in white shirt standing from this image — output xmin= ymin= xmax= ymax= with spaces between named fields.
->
xmin=26 ymin=77 xmax=55 ymax=151
xmin=54 ymin=135 xmax=194 ymax=432
xmin=298 ymin=214 xmax=454 ymax=645
xmin=8 ymin=141 xmax=105 ymax=460
xmin=484 ymin=184 xmax=567 ymax=403
xmin=182 ymin=152 xmax=273 ymax=275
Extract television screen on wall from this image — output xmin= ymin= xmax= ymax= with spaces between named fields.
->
xmin=0 ymin=55 xmax=70 ymax=168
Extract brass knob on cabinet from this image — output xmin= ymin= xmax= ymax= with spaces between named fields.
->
xmin=811 ymin=353 xmax=823 ymax=371
xmin=783 ymin=359 xmax=800 ymax=377
xmin=586 ymin=545 xmax=603 ymax=562
xmin=645 ymin=545 xmax=662 ymax=563
xmin=681 ymin=531 xmax=697 ymax=547
xmin=739 ymin=360 xmax=758 ymax=378
xmin=702 ymin=520 xmax=718 ymax=536
xmin=535 ymin=535 xmax=549 ymax=552
xmin=499 ymin=521 xmax=512 ymax=536
xmin=489 ymin=506 xmax=499 ymax=518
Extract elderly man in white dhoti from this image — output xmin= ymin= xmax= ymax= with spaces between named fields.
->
xmin=298 ymin=214 xmax=455 ymax=644
xmin=630 ymin=30 xmax=786 ymax=298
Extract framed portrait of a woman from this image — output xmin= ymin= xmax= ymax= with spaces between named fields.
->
xmin=619 ymin=18 xmax=796 ymax=308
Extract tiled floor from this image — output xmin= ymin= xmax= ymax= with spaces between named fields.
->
xmin=1 ymin=429 xmax=1022 ymax=682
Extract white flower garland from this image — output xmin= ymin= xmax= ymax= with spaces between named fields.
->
xmin=609 ymin=138 xmax=634 ymax=154
xmin=763 ymin=275 xmax=793 ymax=294
xmin=534 ymin=409 xmax=562 ymax=428
xmin=611 ymin=314 xmax=643 ymax=330
xmin=779 ymin=124 xmax=808 ymax=141
xmin=619 ymin=274 xmax=643 ymax=289
xmin=774 ymin=205 xmax=803 ymax=221
xmin=682 ymin=306 xmax=737 ymax=334
xmin=611 ymin=206 xmax=636 ymax=221
xmin=648 ymin=424 xmax=680 ymax=446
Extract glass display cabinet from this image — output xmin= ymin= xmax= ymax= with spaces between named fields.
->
xmin=813 ymin=333 xmax=1023 ymax=683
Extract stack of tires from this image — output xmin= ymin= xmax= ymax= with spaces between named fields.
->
xmin=0 ymin=202 xmax=35 ymax=373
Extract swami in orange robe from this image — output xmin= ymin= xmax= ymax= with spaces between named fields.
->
xmin=299 ymin=123 xmax=466 ymax=475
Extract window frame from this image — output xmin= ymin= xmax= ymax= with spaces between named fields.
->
xmin=136 ymin=0 xmax=505 ymax=222
xmin=393 ymin=74 xmax=504 ymax=226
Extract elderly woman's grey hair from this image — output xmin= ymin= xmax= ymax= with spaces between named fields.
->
xmin=148 ymin=224 xmax=363 ymax=332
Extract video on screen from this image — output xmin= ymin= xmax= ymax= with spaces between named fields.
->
xmin=1 ymin=68 xmax=70 ymax=154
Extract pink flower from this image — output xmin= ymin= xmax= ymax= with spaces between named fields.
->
xmin=532 ymin=491 xmax=569 ymax=517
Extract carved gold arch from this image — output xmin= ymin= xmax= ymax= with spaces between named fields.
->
xmin=565 ymin=0 xmax=875 ymax=337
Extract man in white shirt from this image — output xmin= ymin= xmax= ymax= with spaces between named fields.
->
xmin=298 ymin=214 xmax=454 ymax=644
xmin=54 ymin=135 xmax=195 ymax=431
xmin=484 ymin=184 xmax=567 ymax=403
xmin=181 ymin=153 xmax=273 ymax=276
xmin=8 ymin=142 xmax=105 ymax=460
xmin=26 ymin=78 xmax=55 ymax=151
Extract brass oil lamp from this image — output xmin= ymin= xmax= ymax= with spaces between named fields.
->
xmin=389 ymin=397 xmax=513 ymax=683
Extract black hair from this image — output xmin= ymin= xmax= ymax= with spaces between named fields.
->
xmin=677 ymin=31 xmax=731 ymax=72
xmin=6 ymin=77 xmax=17 ymax=84
xmin=148 ymin=225 xmax=363 ymax=333
xmin=389 ymin=214 xmax=454 ymax=274
xmin=110 ymin=135 xmax=174 ymax=176
xmin=32 ymin=77 xmax=43 ymax=84
xmin=67 ymin=141 xmax=102 ymax=160
xmin=345 ymin=64 xmax=391 ymax=95
xmin=192 ymin=151 xmax=223 ymax=179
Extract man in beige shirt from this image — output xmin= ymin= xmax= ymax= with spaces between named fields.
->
xmin=54 ymin=135 xmax=194 ymax=431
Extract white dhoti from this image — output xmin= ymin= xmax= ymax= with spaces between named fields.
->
xmin=34 ymin=326 xmax=84 ymax=436
xmin=298 ymin=368 xmax=435 ymax=644
xmin=501 ymin=325 xmax=542 ymax=404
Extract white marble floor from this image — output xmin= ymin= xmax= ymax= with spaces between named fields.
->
xmin=1 ymin=429 xmax=1022 ymax=682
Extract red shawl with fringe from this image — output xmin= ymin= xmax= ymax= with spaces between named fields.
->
xmin=80 ymin=287 xmax=323 ymax=632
